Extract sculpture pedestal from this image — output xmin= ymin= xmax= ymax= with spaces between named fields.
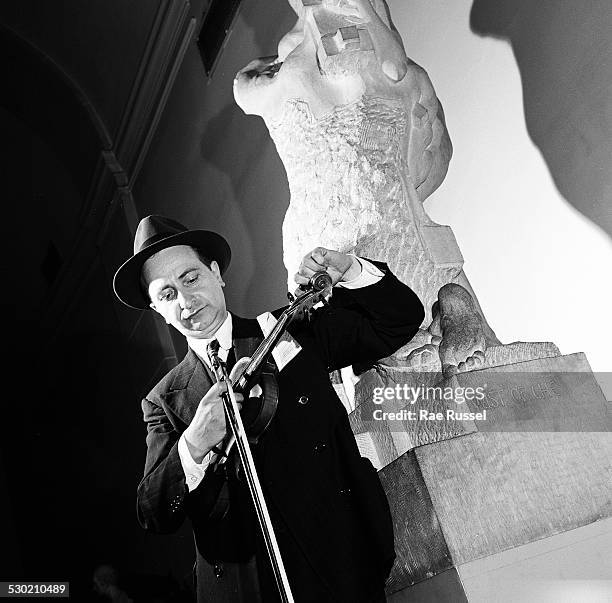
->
xmin=348 ymin=353 xmax=612 ymax=600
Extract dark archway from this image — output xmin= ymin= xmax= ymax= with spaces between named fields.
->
xmin=0 ymin=21 xmax=198 ymax=600
xmin=0 ymin=22 xmax=108 ymax=589
xmin=0 ymin=24 xmax=108 ymax=303
xmin=0 ymin=25 xmax=108 ymax=196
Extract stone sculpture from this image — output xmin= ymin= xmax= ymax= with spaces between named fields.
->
xmin=234 ymin=0 xmax=522 ymax=376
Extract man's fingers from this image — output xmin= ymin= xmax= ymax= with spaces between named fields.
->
xmin=201 ymin=381 xmax=235 ymax=406
xmin=294 ymin=272 xmax=310 ymax=286
xmin=294 ymin=264 xmax=322 ymax=287
xmin=213 ymin=381 xmax=228 ymax=396
xmin=300 ymin=254 xmax=325 ymax=274
xmin=310 ymin=247 xmax=329 ymax=266
xmin=295 ymin=248 xmax=333 ymax=286
xmin=302 ymin=247 xmax=331 ymax=270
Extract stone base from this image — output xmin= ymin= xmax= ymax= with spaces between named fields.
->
xmin=350 ymin=352 xmax=611 ymax=469
xmin=347 ymin=352 xmax=612 ymax=598
xmin=387 ymin=517 xmax=612 ymax=602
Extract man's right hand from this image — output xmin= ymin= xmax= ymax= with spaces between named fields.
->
xmin=183 ymin=382 xmax=243 ymax=463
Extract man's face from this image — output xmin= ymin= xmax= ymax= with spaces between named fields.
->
xmin=143 ymin=245 xmax=227 ymax=339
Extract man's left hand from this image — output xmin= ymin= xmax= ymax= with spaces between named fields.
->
xmin=295 ymin=247 xmax=360 ymax=288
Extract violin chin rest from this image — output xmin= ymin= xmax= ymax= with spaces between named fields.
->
xmin=229 ymin=356 xmax=252 ymax=383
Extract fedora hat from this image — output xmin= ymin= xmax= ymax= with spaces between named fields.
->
xmin=113 ymin=215 xmax=231 ymax=309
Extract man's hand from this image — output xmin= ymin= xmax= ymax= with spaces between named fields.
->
xmin=294 ymin=247 xmax=361 ymax=288
xmin=183 ymin=382 xmax=243 ymax=463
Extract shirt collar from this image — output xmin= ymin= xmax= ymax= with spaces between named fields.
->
xmin=186 ymin=311 xmax=233 ymax=361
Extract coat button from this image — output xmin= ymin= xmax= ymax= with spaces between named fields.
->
xmin=298 ymin=395 xmax=309 ymax=405
xmin=214 ymin=562 xmax=224 ymax=579
xmin=313 ymin=442 xmax=327 ymax=453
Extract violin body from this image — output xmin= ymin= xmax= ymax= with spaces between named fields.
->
xmin=230 ymin=356 xmax=279 ymax=445
xmin=219 ymin=272 xmax=331 ymax=452
xmin=209 ymin=358 xmax=278 ymax=522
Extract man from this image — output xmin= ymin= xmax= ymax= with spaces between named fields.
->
xmin=113 ymin=215 xmax=424 ymax=602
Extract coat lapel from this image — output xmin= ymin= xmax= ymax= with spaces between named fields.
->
xmin=232 ymin=315 xmax=265 ymax=368
xmin=159 ymin=347 xmax=214 ymax=427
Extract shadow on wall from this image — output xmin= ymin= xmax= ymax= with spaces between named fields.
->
xmin=198 ymin=99 xmax=289 ymax=314
xmin=470 ymin=0 xmax=612 ymax=240
xmin=195 ymin=2 xmax=296 ymax=314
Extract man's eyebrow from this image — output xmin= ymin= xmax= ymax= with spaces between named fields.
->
xmin=150 ymin=266 xmax=200 ymax=294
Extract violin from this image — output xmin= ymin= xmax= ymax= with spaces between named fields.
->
xmin=215 ymin=270 xmax=333 ymax=455
xmin=205 ymin=271 xmax=332 ymax=603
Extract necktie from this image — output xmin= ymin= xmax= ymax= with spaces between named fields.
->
xmin=208 ymin=339 xmax=236 ymax=373
xmin=225 ymin=345 xmax=237 ymax=373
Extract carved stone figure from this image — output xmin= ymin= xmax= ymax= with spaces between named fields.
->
xmin=433 ymin=283 xmax=486 ymax=377
xmin=234 ymin=0 xmax=555 ymax=381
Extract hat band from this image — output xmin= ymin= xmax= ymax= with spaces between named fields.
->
xmin=137 ymin=230 xmax=185 ymax=253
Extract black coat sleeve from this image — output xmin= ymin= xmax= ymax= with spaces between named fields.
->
xmin=136 ymin=397 xmax=189 ymax=533
xmin=136 ymin=396 xmax=226 ymax=535
xmin=307 ymin=260 xmax=424 ymax=371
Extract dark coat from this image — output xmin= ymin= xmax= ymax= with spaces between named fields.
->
xmin=136 ymin=264 xmax=424 ymax=602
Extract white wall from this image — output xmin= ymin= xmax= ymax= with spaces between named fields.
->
xmin=389 ymin=0 xmax=612 ymax=398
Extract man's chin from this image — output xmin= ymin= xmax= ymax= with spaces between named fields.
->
xmin=182 ymin=324 xmax=215 ymax=339
xmin=180 ymin=315 xmax=224 ymax=339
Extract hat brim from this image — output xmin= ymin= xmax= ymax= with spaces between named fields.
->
xmin=113 ymin=230 xmax=231 ymax=310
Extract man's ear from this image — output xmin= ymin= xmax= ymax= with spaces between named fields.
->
xmin=210 ymin=261 xmax=225 ymax=286
xmin=149 ymin=301 xmax=169 ymax=323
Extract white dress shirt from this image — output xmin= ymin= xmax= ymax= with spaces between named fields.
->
xmin=178 ymin=257 xmax=384 ymax=491
xmin=186 ymin=311 xmax=234 ymax=369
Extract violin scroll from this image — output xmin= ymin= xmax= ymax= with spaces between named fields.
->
xmin=308 ymin=271 xmax=333 ymax=292
xmin=288 ymin=271 xmax=332 ymax=304
xmin=297 ymin=270 xmax=332 ymax=293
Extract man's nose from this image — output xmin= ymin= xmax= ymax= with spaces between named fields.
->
xmin=177 ymin=289 xmax=196 ymax=310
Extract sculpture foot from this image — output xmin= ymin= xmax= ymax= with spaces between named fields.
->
xmin=436 ymin=283 xmax=487 ymax=378
xmin=442 ymin=350 xmax=486 ymax=378
xmin=406 ymin=343 xmax=441 ymax=372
